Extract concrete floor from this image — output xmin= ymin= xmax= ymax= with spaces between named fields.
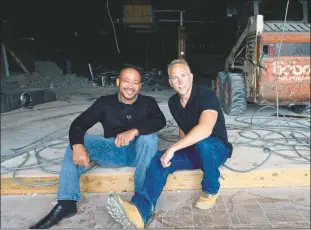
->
xmin=1 ymin=187 xmax=310 ymax=229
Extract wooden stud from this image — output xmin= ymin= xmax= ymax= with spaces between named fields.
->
xmin=1 ymin=169 xmax=309 ymax=195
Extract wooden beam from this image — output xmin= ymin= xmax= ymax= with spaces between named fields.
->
xmin=1 ymin=169 xmax=309 ymax=195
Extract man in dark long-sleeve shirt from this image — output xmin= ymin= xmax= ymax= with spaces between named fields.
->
xmin=69 ymin=89 xmax=165 ymax=147
xmin=30 ymin=67 xmax=166 ymax=229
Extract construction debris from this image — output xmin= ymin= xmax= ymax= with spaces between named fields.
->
xmin=92 ymin=64 xmax=167 ymax=91
xmin=0 ymin=61 xmax=168 ymax=90
xmin=124 ymin=63 xmax=167 ymax=91
xmin=0 ymin=72 xmax=94 ymax=89
xmin=1 ymin=61 xmax=93 ymax=89
xmin=34 ymin=61 xmax=63 ymax=78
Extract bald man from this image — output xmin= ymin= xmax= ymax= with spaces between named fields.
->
xmin=30 ymin=67 xmax=166 ymax=229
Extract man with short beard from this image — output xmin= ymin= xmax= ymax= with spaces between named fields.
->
xmin=106 ymin=59 xmax=233 ymax=229
xmin=29 ymin=67 xmax=166 ymax=229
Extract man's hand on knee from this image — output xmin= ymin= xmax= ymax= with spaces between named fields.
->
xmin=115 ymin=129 xmax=138 ymax=147
xmin=72 ymin=144 xmax=90 ymax=166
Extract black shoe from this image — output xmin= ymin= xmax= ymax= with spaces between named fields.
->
xmin=29 ymin=203 xmax=77 ymax=229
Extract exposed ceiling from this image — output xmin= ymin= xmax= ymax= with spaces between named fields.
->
xmin=1 ymin=0 xmax=310 ymax=39
xmin=1 ymin=0 xmax=234 ymax=36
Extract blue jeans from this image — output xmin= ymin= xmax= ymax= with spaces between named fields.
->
xmin=57 ymin=133 xmax=158 ymax=202
xmin=131 ymin=137 xmax=229 ymax=224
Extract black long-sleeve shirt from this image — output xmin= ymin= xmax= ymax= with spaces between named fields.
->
xmin=69 ymin=93 xmax=166 ymax=148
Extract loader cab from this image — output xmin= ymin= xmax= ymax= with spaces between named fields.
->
xmin=256 ymin=0 xmax=308 ymax=22
xmin=218 ymin=0 xmax=310 ymax=116
xmin=254 ymin=0 xmax=311 ymax=107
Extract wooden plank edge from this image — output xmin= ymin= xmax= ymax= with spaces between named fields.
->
xmin=1 ymin=169 xmax=310 ymax=195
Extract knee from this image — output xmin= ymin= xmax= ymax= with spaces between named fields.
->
xmin=148 ymin=150 xmax=172 ymax=176
xmin=195 ymin=138 xmax=210 ymax=149
xmin=152 ymin=150 xmax=163 ymax=161
xmin=195 ymin=138 xmax=214 ymax=157
xmin=83 ymin=134 xmax=98 ymax=146
xmin=136 ymin=133 xmax=158 ymax=146
xmin=83 ymin=134 xmax=112 ymax=149
xmin=63 ymin=144 xmax=73 ymax=158
xmin=148 ymin=151 xmax=163 ymax=169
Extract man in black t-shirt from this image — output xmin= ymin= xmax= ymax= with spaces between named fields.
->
xmin=30 ymin=67 xmax=166 ymax=229
xmin=107 ymin=59 xmax=233 ymax=229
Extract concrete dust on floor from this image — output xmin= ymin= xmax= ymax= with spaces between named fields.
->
xmin=1 ymin=187 xmax=310 ymax=229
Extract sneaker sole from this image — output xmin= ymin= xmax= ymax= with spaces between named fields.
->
xmin=106 ymin=193 xmax=137 ymax=229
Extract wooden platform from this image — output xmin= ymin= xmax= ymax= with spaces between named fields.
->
xmin=1 ymin=168 xmax=310 ymax=195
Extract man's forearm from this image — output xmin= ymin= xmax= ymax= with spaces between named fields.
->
xmin=135 ymin=117 xmax=166 ymax=135
xmin=69 ymin=97 xmax=103 ymax=148
xmin=179 ymin=129 xmax=185 ymax=138
xmin=135 ymin=99 xmax=166 ymax=135
xmin=170 ymin=125 xmax=212 ymax=151
xmin=69 ymin=119 xmax=88 ymax=148
xmin=72 ymin=143 xmax=85 ymax=150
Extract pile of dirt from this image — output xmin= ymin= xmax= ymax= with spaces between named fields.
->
xmin=1 ymin=61 xmax=93 ymax=89
xmin=34 ymin=61 xmax=63 ymax=78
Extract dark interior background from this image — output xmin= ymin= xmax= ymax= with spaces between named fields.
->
xmin=1 ymin=0 xmax=310 ymax=80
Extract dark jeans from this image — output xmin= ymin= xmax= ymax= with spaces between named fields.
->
xmin=131 ymin=137 xmax=230 ymax=224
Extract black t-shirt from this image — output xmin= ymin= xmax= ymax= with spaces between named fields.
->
xmin=168 ymin=84 xmax=233 ymax=158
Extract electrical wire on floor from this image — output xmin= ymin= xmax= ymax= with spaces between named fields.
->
xmin=158 ymin=112 xmax=310 ymax=174
xmin=1 ymin=128 xmax=99 ymax=186
xmin=1 ymin=110 xmax=309 ymax=186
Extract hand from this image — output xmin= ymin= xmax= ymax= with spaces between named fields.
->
xmin=72 ymin=144 xmax=90 ymax=167
xmin=115 ymin=129 xmax=138 ymax=147
xmin=160 ymin=147 xmax=176 ymax=168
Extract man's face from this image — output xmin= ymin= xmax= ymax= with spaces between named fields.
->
xmin=168 ymin=64 xmax=193 ymax=96
xmin=117 ymin=68 xmax=142 ymax=102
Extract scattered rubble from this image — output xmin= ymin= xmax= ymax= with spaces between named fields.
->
xmin=123 ymin=63 xmax=168 ymax=91
xmin=92 ymin=63 xmax=168 ymax=91
xmin=0 ymin=61 xmax=168 ymax=90
xmin=1 ymin=61 xmax=93 ymax=89
xmin=0 ymin=72 xmax=94 ymax=89
xmin=34 ymin=61 xmax=63 ymax=79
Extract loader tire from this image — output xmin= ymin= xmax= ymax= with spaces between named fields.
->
xmin=291 ymin=104 xmax=310 ymax=115
xmin=223 ymin=72 xmax=247 ymax=116
xmin=216 ymin=71 xmax=227 ymax=107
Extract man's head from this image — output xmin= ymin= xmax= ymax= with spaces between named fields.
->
xmin=116 ymin=67 xmax=142 ymax=103
xmin=167 ymin=59 xmax=193 ymax=96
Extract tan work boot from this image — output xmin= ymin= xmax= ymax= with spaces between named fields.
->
xmin=106 ymin=192 xmax=145 ymax=229
xmin=194 ymin=192 xmax=219 ymax=210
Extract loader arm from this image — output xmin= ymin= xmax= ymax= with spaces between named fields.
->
xmin=225 ymin=24 xmax=249 ymax=71
xmin=225 ymin=15 xmax=264 ymax=71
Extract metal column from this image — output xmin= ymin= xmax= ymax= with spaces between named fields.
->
xmin=253 ymin=0 xmax=262 ymax=15
xmin=178 ymin=11 xmax=186 ymax=59
xmin=178 ymin=26 xmax=186 ymax=59
xmin=299 ymin=0 xmax=309 ymax=23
